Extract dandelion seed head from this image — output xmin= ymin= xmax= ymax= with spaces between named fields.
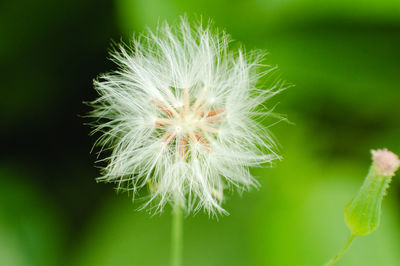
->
xmin=89 ymin=17 xmax=283 ymax=215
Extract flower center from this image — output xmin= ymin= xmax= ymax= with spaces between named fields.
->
xmin=152 ymin=86 xmax=225 ymax=158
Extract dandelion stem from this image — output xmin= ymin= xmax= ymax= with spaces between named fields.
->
xmin=325 ymin=234 xmax=356 ymax=266
xmin=170 ymin=204 xmax=183 ymax=266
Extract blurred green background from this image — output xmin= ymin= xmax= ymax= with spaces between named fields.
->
xmin=1 ymin=0 xmax=400 ymax=265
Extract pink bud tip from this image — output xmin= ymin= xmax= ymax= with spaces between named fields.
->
xmin=371 ymin=149 xmax=400 ymax=176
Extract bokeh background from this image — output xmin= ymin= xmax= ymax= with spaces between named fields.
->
xmin=1 ymin=0 xmax=400 ymax=265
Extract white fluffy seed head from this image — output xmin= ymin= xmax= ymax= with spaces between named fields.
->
xmin=89 ymin=17 xmax=284 ymax=215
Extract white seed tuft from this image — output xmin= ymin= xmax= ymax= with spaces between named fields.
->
xmin=89 ymin=18 xmax=284 ymax=215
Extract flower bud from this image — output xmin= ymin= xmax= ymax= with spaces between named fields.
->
xmin=344 ymin=149 xmax=400 ymax=236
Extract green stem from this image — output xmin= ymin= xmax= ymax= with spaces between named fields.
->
xmin=325 ymin=234 xmax=357 ymax=266
xmin=170 ymin=204 xmax=183 ymax=266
